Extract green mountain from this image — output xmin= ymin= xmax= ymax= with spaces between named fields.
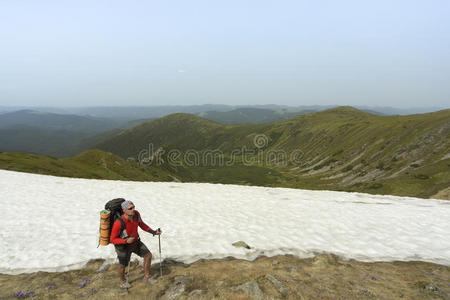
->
xmin=93 ymin=106 xmax=450 ymax=199
xmin=0 ymin=110 xmax=120 ymax=132
xmin=0 ymin=110 xmax=154 ymax=157
xmin=197 ymin=107 xmax=313 ymax=124
xmin=49 ymin=128 xmax=123 ymax=158
xmin=0 ymin=125 xmax=92 ymax=157
xmin=1 ymin=107 xmax=448 ymax=199
xmin=0 ymin=110 xmax=124 ymax=157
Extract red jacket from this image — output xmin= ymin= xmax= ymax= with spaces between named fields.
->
xmin=110 ymin=210 xmax=155 ymax=245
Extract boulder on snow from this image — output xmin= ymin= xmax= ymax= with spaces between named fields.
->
xmin=232 ymin=241 xmax=251 ymax=249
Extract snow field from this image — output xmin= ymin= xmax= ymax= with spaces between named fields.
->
xmin=0 ymin=169 xmax=449 ymax=274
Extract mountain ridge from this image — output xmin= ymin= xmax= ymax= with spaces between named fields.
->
xmin=93 ymin=106 xmax=449 ymax=198
xmin=1 ymin=106 xmax=448 ymax=199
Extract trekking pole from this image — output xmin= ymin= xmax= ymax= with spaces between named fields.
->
xmin=126 ymin=236 xmax=135 ymax=289
xmin=126 ymin=254 xmax=132 ymax=288
xmin=158 ymin=228 xmax=162 ymax=277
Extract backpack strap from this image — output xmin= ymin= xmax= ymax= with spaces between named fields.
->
xmin=116 ymin=213 xmax=127 ymax=239
xmin=117 ymin=212 xmax=142 ymax=241
xmin=135 ymin=210 xmax=142 ymax=224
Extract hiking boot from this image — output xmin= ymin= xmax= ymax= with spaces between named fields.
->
xmin=143 ymin=277 xmax=157 ymax=284
xmin=120 ymin=281 xmax=131 ymax=289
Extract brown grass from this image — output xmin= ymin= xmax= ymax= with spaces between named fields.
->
xmin=1 ymin=254 xmax=449 ymax=299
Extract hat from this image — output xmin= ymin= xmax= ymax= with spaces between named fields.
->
xmin=121 ymin=200 xmax=133 ymax=211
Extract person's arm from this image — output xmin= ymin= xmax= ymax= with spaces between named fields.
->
xmin=110 ymin=220 xmax=128 ymax=244
xmin=136 ymin=211 xmax=157 ymax=235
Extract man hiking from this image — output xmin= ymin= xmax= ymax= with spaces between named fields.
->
xmin=110 ymin=200 xmax=162 ymax=288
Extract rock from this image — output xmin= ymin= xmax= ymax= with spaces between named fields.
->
xmin=86 ymin=258 xmax=104 ymax=265
xmin=174 ymin=276 xmax=194 ymax=285
xmin=136 ymin=258 xmax=143 ymax=267
xmin=232 ymin=241 xmax=251 ymax=249
xmin=160 ymin=276 xmax=194 ymax=300
xmin=422 ymin=283 xmax=449 ymax=298
xmin=265 ymin=274 xmax=289 ymax=296
xmin=272 ymin=260 xmax=280 ymax=265
xmin=96 ymin=261 xmax=111 ymax=272
xmin=289 ymin=266 xmax=297 ymax=273
xmin=424 ymin=283 xmax=439 ymax=292
xmin=84 ymin=258 xmax=105 ymax=271
xmin=231 ymin=280 xmax=264 ymax=300
xmin=188 ymin=289 xmax=204 ymax=297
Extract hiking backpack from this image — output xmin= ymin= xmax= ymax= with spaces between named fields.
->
xmin=105 ymin=198 xmax=127 ymax=239
xmin=99 ymin=198 xmax=141 ymax=246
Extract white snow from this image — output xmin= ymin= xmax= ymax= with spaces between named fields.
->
xmin=0 ymin=169 xmax=449 ymax=275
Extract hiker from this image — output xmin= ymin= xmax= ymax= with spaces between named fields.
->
xmin=110 ymin=200 xmax=162 ymax=288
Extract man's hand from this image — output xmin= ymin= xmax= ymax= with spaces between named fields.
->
xmin=126 ymin=235 xmax=136 ymax=244
xmin=156 ymin=228 xmax=162 ymax=235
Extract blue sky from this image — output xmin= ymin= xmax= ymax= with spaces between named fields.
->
xmin=0 ymin=0 xmax=449 ymax=108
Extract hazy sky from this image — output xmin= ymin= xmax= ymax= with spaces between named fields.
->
xmin=1 ymin=1 xmax=449 ymax=108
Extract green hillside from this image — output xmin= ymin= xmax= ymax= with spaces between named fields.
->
xmin=1 ymin=107 xmax=449 ymax=199
xmin=0 ymin=125 xmax=91 ymax=157
xmin=95 ymin=106 xmax=450 ymax=198
xmin=0 ymin=110 xmax=119 ymax=132
xmin=197 ymin=107 xmax=312 ymax=124
xmin=0 ymin=110 xmax=124 ymax=157
xmin=0 ymin=150 xmax=174 ymax=182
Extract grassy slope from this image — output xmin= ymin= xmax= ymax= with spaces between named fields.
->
xmin=95 ymin=113 xmax=224 ymax=157
xmin=53 ymin=128 xmax=123 ymax=158
xmin=1 ymin=107 xmax=448 ymax=198
xmin=94 ymin=107 xmax=449 ymax=198
xmin=264 ymin=107 xmax=450 ymax=198
xmin=197 ymin=107 xmax=308 ymax=124
xmin=0 ymin=150 xmax=174 ymax=182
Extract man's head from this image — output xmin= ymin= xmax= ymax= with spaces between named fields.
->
xmin=121 ymin=200 xmax=135 ymax=216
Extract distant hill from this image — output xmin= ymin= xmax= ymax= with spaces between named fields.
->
xmin=50 ymin=128 xmax=123 ymax=158
xmin=0 ymin=109 xmax=153 ymax=132
xmin=93 ymin=106 xmax=450 ymax=198
xmin=0 ymin=110 xmax=139 ymax=157
xmin=95 ymin=113 xmax=224 ymax=156
xmin=0 ymin=110 xmax=120 ymax=132
xmin=354 ymin=106 xmax=446 ymax=116
xmin=120 ymin=118 xmax=156 ymax=129
xmin=61 ymin=105 xmax=233 ymax=120
xmin=2 ymin=107 xmax=448 ymax=198
xmin=1 ymin=105 xmax=445 ymax=120
xmin=0 ymin=125 xmax=90 ymax=157
xmin=197 ymin=107 xmax=314 ymax=124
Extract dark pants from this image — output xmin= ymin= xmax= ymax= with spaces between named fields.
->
xmin=114 ymin=240 xmax=151 ymax=267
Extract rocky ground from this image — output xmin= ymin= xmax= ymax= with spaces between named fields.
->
xmin=432 ymin=187 xmax=450 ymax=200
xmin=1 ymin=254 xmax=449 ymax=299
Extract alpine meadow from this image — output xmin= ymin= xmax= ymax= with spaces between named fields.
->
xmin=2 ymin=107 xmax=449 ymax=199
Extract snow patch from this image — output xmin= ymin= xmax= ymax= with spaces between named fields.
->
xmin=1 ymin=169 xmax=449 ymax=275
